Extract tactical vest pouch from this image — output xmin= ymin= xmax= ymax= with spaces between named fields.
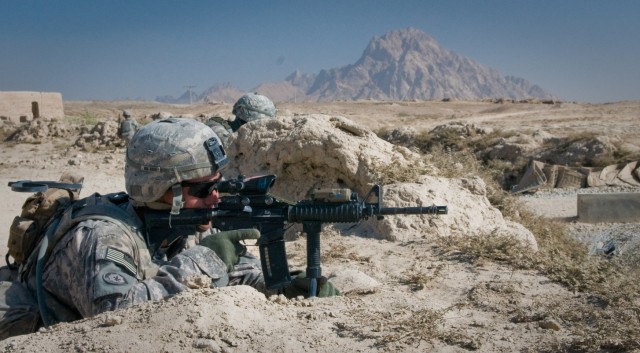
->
xmin=7 ymin=217 xmax=37 ymax=265
xmin=0 ymin=280 xmax=40 ymax=340
xmin=6 ymin=173 xmax=84 ymax=266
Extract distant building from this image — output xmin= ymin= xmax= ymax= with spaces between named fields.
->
xmin=0 ymin=91 xmax=64 ymax=123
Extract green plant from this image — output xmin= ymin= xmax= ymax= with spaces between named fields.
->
xmin=66 ymin=110 xmax=99 ymax=127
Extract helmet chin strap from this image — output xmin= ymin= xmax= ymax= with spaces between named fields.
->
xmin=170 ymin=184 xmax=184 ymax=215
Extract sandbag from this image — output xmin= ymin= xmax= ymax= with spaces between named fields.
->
xmin=556 ymin=167 xmax=586 ymax=188
xmin=512 ymin=160 xmax=547 ymax=193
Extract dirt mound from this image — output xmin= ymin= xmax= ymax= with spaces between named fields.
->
xmin=346 ymin=177 xmax=537 ymax=249
xmin=5 ymin=117 xmax=78 ymax=143
xmin=74 ymin=120 xmax=123 ymax=150
xmin=3 ymin=100 xmax=640 ymax=352
xmin=224 ymin=114 xmax=536 ymax=247
xmin=225 ymin=114 xmax=425 ymax=198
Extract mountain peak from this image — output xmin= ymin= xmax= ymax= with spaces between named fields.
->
xmin=176 ymin=28 xmax=555 ymax=103
xmin=360 ymin=28 xmax=438 ymax=62
xmin=302 ymin=28 xmax=555 ymax=101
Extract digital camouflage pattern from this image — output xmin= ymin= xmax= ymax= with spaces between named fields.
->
xmin=232 ymin=93 xmax=276 ymax=123
xmin=0 ymin=117 xmax=265 ymax=338
xmin=32 ymin=197 xmax=264 ymax=325
xmin=125 ymin=118 xmax=228 ymax=203
xmin=205 ymin=116 xmax=233 ymax=146
xmin=119 ymin=118 xmax=139 ymax=144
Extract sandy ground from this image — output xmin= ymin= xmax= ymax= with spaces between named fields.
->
xmin=1 ymin=100 xmax=639 ymax=352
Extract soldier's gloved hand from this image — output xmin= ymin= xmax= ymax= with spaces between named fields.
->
xmin=199 ymin=229 xmax=260 ymax=272
xmin=284 ymin=271 xmax=341 ymax=299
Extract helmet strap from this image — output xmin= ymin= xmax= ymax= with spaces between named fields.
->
xmin=170 ymin=184 xmax=184 ymax=215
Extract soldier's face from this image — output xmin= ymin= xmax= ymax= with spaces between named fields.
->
xmin=180 ymin=173 xmax=222 ymax=209
xmin=160 ymin=173 xmax=222 ymax=210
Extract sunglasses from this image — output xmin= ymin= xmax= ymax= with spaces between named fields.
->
xmin=180 ymin=180 xmax=218 ymax=198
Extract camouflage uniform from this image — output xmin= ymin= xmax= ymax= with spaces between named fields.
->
xmin=28 ymin=118 xmax=265 ymax=325
xmin=119 ymin=111 xmax=140 ymax=145
xmin=204 ymin=93 xmax=276 ymax=147
xmin=31 ymin=199 xmax=263 ymax=323
xmin=205 ymin=117 xmax=233 ymax=146
xmin=119 ymin=121 xmax=139 ymax=145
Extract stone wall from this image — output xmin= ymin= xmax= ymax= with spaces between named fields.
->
xmin=0 ymin=91 xmax=64 ymax=122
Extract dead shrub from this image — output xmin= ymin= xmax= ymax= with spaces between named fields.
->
xmin=322 ymin=244 xmax=370 ymax=263
xmin=341 ymin=305 xmax=476 ymax=349
xmin=371 ymin=154 xmax=432 ymax=184
xmin=436 ymin=231 xmax=536 ymax=269
xmin=398 ymin=264 xmax=444 ymax=291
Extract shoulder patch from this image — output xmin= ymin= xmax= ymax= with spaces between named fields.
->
xmin=103 ymin=272 xmax=128 ymax=285
xmin=105 ymin=248 xmax=138 ymax=277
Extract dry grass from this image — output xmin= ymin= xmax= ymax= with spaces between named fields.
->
xmin=0 ymin=126 xmax=9 ymax=142
xmin=408 ymin=141 xmax=640 ymax=352
xmin=66 ymin=110 xmax=100 ymax=127
xmin=436 ymin=231 xmax=536 ymax=269
xmin=398 ymin=264 xmax=444 ymax=291
xmin=362 ymin=136 xmax=640 ymax=350
xmin=322 ymin=244 xmax=371 ymax=263
xmin=340 ymin=305 xmax=476 ymax=350
xmin=435 ymin=198 xmax=640 ymax=352
xmin=379 ymin=125 xmax=640 ymax=192
xmin=370 ymin=153 xmax=433 ymax=185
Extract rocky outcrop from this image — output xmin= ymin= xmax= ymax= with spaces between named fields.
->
xmin=223 ymin=113 xmax=537 ymax=249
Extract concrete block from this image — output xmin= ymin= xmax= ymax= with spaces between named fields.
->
xmin=578 ymin=193 xmax=640 ymax=223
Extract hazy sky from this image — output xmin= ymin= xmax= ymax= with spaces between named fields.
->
xmin=1 ymin=1 xmax=639 ymax=103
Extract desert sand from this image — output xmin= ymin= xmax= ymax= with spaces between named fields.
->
xmin=1 ymin=99 xmax=639 ymax=352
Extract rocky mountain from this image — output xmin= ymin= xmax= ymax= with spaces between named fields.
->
xmin=156 ymin=82 xmax=246 ymax=104
xmin=158 ymin=28 xmax=554 ymax=103
xmin=198 ymin=82 xmax=246 ymax=104
xmin=302 ymin=28 xmax=553 ymax=101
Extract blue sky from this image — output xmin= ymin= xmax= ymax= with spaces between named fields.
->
xmin=1 ymin=0 xmax=639 ymax=103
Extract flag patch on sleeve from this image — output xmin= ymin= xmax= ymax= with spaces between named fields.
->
xmin=105 ymin=248 xmax=138 ymax=277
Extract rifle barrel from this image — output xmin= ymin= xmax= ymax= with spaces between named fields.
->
xmin=379 ymin=205 xmax=448 ymax=215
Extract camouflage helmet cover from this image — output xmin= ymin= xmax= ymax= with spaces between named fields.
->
xmin=123 ymin=110 xmax=132 ymax=118
xmin=232 ymin=93 xmax=276 ymax=123
xmin=125 ymin=118 xmax=228 ymax=203
xmin=205 ymin=117 xmax=232 ymax=146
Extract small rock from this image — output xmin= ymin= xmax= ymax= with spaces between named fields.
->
xmin=539 ymin=319 xmax=561 ymax=330
xmin=193 ymin=339 xmax=221 ymax=352
xmin=103 ymin=314 xmax=123 ymax=326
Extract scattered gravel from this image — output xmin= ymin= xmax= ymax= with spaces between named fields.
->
xmin=518 ymin=185 xmax=640 ymax=266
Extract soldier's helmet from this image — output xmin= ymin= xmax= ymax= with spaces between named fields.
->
xmin=123 ymin=110 xmax=132 ymax=118
xmin=232 ymin=93 xmax=276 ymax=123
xmin=125 ymin=118 xmax=228 ymax=204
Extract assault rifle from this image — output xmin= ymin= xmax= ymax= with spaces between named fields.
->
xmin=144 ymin=175 xmax=447 ymax=297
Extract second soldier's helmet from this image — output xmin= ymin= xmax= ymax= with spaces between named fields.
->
xmin=125 ymin=118 xmax=228 ymax=205
xmin=123 ymin=110 xmax=132 ymax=118
xmin=232 ymin=93 xmax=276 ymax=123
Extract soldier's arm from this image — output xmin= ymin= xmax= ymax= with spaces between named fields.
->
xmin=43 ymin=219 xmax=229 ymax=319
